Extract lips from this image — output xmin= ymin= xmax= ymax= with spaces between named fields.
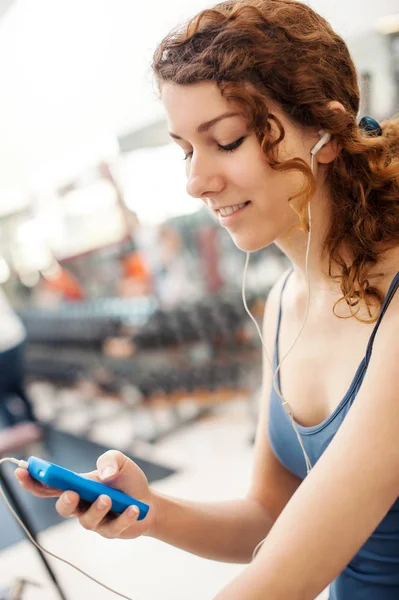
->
xmin=212 ymin=201 xmax=251 ymax=215
xmin=217 ymin=201 xmax=251 ymax=225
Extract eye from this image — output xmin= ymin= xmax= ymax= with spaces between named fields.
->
xmin=183 ymin=136 xmax=246 ymax=161
xmin=217 ymin=136 xmax=246 ymax=153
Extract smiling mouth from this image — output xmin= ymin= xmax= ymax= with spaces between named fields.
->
xmin=216 ymin=201 xmax=251 ymax=217
xmin=215 ymin=201 xmax=252 ymax=224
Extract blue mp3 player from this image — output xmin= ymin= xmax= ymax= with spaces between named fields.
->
xmin=27 ymin=456 xmax=150 ymax=520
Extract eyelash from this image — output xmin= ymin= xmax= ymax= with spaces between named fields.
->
xmin=183 ymin=136 xmax=246 ymax=161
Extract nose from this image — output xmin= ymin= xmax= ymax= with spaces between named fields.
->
xmin=185 ymin=153 xmax=225 ymax=199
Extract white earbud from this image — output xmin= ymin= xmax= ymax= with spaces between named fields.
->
xmin=310 ymin=129 xmax=331 ymax=156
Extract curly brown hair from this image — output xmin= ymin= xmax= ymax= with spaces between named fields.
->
xmin=152 ymin=0 xmax=399 ymax=322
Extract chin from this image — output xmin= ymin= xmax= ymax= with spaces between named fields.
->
xmin=229 ymin=232 xmax=274 ymax=254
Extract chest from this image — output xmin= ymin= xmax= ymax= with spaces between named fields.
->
xmin=277 ymin=312 xmax=374 ymax=428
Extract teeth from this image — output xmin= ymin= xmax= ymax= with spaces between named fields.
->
xmin=219 ymin=203 xmax=246 ymax=217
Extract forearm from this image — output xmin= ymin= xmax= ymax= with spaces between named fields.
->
xmin=147 ymin=490 xmax=274 ymax=563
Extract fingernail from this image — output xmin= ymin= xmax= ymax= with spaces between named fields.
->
xmin=64 ymin=493 xmax=72 ymax=505
xmin=127 ymin=506 xmax=139 ymax=518
xmin=97 ymin=495 xmax=109 ymax=509
xmin=101 ymin=466 xmax=116 ymax=480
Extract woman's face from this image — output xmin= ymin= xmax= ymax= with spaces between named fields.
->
xmin=162 ymin=81 xmax=318 ymax=253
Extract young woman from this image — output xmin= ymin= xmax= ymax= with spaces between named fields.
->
xmin=15 ymin=1 xmax=399 ymax=598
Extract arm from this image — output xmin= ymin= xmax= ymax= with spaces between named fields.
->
xmin=149 ymin=270 xmax=301 ymax=562
xmin=214 ymin=294 xmax=399 ymax=599
xmin=148 ymin=493 xmax=272 ymax=563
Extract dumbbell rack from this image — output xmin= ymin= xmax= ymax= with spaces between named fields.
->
xmin=21 ymin=291 xmax=266 ymax=445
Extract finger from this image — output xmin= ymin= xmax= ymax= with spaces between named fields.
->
xmin=78 ymin=494 xmax=113 ymax=531
xmin=14 ymin=468 xmax=61 ymax=497
xmin=96 ymin=450 xmax=123 ymax=481
xmin=96 ymin=450 xmax=144 ymax=493
xmin=55 ymin=491 xmax=81 ymax=518
xmin=97 ymin=504 xmax=140 ymax=539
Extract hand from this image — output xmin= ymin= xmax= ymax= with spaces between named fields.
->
xmin=15 ymin=450 xmax=157 ymax=539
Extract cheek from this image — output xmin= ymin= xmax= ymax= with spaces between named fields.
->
xmin=227 ymin=146 xmax=268 ymax=191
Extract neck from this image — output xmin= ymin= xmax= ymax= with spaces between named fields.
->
xmin=275 ymin=186 xmax=341 ymax=295
xmin=274 ymin=188 xmax=399 ymax=316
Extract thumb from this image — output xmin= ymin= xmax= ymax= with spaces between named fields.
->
xmin=96 ymin=450 xmax=147 ymax=498
xmin=97 ymin=450 xmax=121 ymax=481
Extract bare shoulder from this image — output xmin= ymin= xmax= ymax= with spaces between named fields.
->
xmin=246 ymin=267 xmax=301 ymax=521
xmin=376 ymin=275 xmax=399 ymax=326
xmin=366 ymin=282 xmax=399 ymax=383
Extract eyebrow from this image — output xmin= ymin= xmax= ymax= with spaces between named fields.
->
xmin=169 ymin=112 xmax=241 ymax=140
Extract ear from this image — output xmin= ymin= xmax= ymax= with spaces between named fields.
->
xmin=315 ymin=100 xmax=345 ymax=165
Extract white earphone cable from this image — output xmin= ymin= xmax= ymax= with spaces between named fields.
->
xmin=0 ymin=457 xmax=134 ymax=600
xmin=244 ymin=149 xmax=323 ymax=560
